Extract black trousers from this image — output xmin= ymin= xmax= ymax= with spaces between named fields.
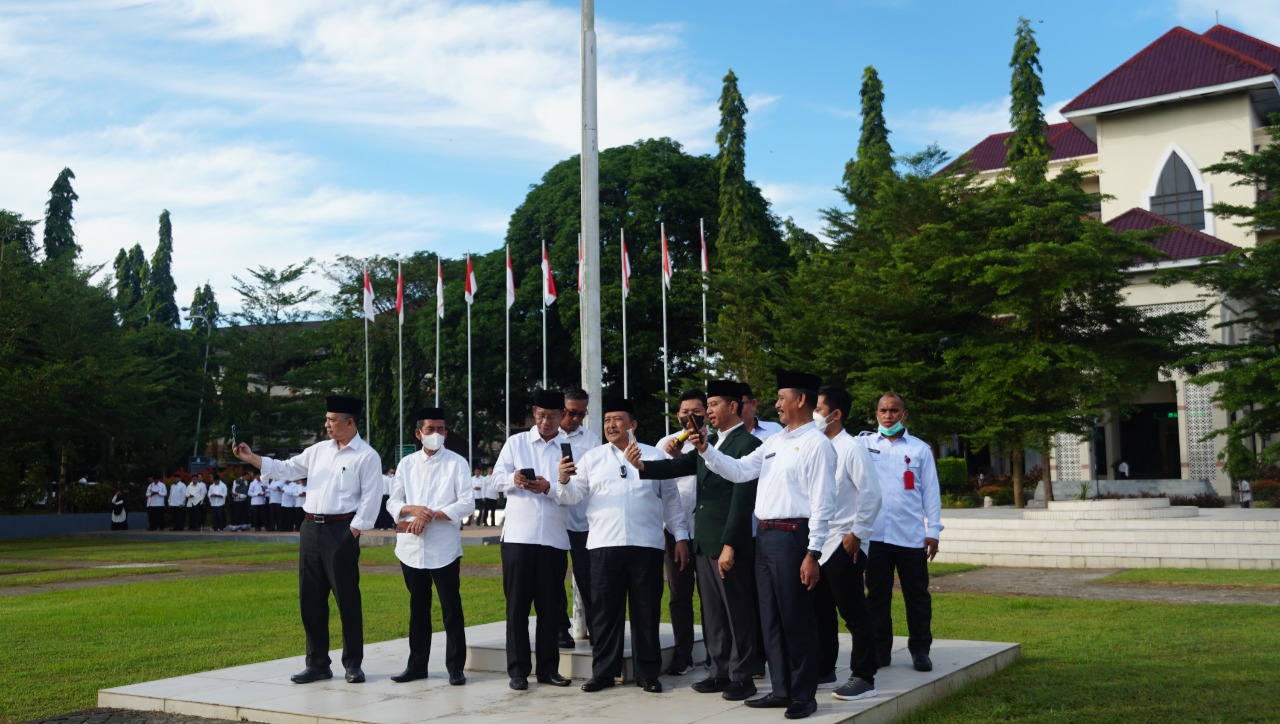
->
xmin=251 ymin=504 xmax=266 ymax=530
xmin=299 ymin=518 xmax=363 ymax=670
xmin=483 ymin=499 xmax=497 ymax=526
xmin=269 ymin=502 xmax=282 ymax=531
xmin=147 ymin=506 xmax=164 ymax=531
xmin=756 ymin=527 xmax=820 ymax=704
xmin=231 ymin=500 xmax=249 ymax=527
xmin=866 ymin=541 xmax=932 ymax=659
xmin=400 ymin=558 xmax=466 ymax=675
xmin=589 ymin=546 xmax=665 ymax=680
xmin=664 ymin=530 xmax=696 ymax=669
xmin=814 ymin=543 xmax=877 ymax=683
xmin=375 ymin=495 xmax=394 ymax=530
xmin=187 ymin=503 xmax=204 ymax=530
xmin=559 ymin=529 xmax=593 ymax=639
xmin=695 ymin=551 xmax=759 ymax=682
xmin=210 ymin=505 xmax=227 ymax=530
xmin=170 ymin=505 xmax=185 ymax=531
xmin=501 ymin=542 xmax=567 ymax=678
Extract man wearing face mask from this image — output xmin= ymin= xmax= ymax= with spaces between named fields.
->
xmin=862 ymin=393 xmax=942 ymax=673
xmin=490 ymin=390 xmax=572 ymax=690
xmin=688 ymin=371 xmax=836 ymax=720
xmin=812 ymin=386 xmax=882 ymax=701
xmin=386 ymin=407 xmax=474 ymax=686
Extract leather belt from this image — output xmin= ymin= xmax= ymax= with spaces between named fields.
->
xmin=758 ymin=518 xmax=806 ymax=532
xmin=306 ymin=512 xmax=356 ymax=524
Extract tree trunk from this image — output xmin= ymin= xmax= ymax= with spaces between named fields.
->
xmin=57 ymin=444 xmax=67 ymax=515
xmin=1042 ymin=436 xmax=1055 ymax=503
xmin=1012 ymin=448 xmax=1025 ymax=508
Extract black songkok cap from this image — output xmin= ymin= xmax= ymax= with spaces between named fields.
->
xmin=776 ymin=371 xmax=822 ymax=392
xmin=602 ymin=396 xmax=637 ymax=416
xmin=707 ymin=379 xmax=741 ymax=399
xmin=738 ymin=382 xmax=756 ymax=400
xmin=534 ymin=390 xmax=565 ymax=410
xmin=414 ymin=407 xmax=445 ymax=422
xmin=327 ymin=395 xmax=363 ymax=416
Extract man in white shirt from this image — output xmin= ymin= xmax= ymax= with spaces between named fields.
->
xmin=652 ymin=389 xmax=704 ymax=676
xmin=280 ymin=479 xmax=299 ymax=532
xmin=234 ymin=395 xmax=383 ymax=685
xmin=207 ymin=477 xmax=228 ymax=531
xmin=185 ymin=475 xmax=207 ymax=531
xmin=863 ymin=393 xmax=943 ymax=674
xmin=483 ymin=469 xmax=500 ymax=525
xmin=557 ymin=386 xmax=601 ymax=649
xmin=167 ymin=478 xmax=186 ymax=531
xmin=690 ymin=371 xmax=836 ymax=721
xmin=812 ymin=386 xmax=882 ymax=702
xmin=267 ymin=477 xmax=285 ymax=531
xmin=387 ymin=407 xmax=474 ymax=686
xmin=470 ymin=470 xmax=486 ymax=527
xmin=145 ymin=477 xmax=167 ymax=531
xmin=561 ymin=397 xmax=689 ymax=694
xmin=490 ymin=390 xmax=572 ymax=691
xmin=741 ymin=386 xmax=783 ymax=441
xmin=249 ymin=475 xmax=267 ymax=531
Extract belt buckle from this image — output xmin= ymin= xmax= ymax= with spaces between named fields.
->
xmin=313 ymin=514 xmax=326 ymax=523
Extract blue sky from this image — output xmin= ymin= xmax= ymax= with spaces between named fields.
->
xmin=3 ymin=0 xmax=1278 ymax=316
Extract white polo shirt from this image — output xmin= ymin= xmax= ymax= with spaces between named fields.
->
xmin=389 ymin=447 xmax=474 ymax=570
xmin=555 ymin=441 xmax=688 ymax=551
xmin=491 ymin=428 xmax=570 ymax=550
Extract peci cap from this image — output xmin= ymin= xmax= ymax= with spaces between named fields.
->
xmin=602 ymin=397 xmax=637 ymax=416
xmin=414 ymin=407 xmax=445 ymax=422
xmin=775 ymin=371 xmax=822 ymax=392
xmin=707 ymin=379 xmax=741 ymax=399
xmin=534 ymin=389 xmax=566 ymax=410
xmin=326 ymin=395 xmax=363 ymax=416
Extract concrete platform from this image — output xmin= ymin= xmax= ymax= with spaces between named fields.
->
xmin=99 ymin=621 xmax=1018 ymax=724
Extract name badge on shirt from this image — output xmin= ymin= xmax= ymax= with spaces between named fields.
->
xmin=904 ymin=455 xmax=914 ymax=489
xmin=764 ymin=452 xmax=776 ymax=460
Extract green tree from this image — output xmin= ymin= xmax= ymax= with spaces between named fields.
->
xmin=112 ymin=243 xmax=149 ymax=328
xmin=841 ymin=65 xmax=895 ymax=211
xmin=1 ymin=210 xmax=37 ymax=305
xmin=145 ymin=210 xmax=180 ymax=327
xmin=188 ymin=282 xmax=220 ymax=328
xmin=1006 ymin=17 xmax=1051 ymax=183
xmin=42 ymin=168 xmax=80 ymax=265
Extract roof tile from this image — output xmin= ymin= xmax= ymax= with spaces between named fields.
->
xmin=1106 ymin=207 xmax=1238 ymax=262
xmin=947 ymin=122 xmax=1096 ymax=173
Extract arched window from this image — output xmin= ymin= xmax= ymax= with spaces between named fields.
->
xmin=1149 ymin=153 xmax=1205 ymax=229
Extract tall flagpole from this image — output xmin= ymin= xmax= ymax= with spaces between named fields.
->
xmin=397 ymin=260 xmax=404 ymax=457
xmin=542 ymin=240 xmax=548 ymax=389
xmin=363 ymin=267 xmax=371 ymax=440
xmin=466 ymin=253 xmax=473 ymax=470
xmin=435 ymin=257 xmax=442 ymax=407
xmin=660 ymin=222 xmax=669 ymax=437
xmin=621 ymin=229 xmax=628 ymax=398
xmin=505 ymin=245 xmax=512 ymax=440
xmin=700 ymin=218 xmax=708 ymax=384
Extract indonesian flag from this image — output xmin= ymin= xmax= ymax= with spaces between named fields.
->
xmin=506 ymin=245 xmax=516 ymax=310
xmin=396 ymin=261 xmax=404 ymax=325
xmin=436 ymin=257 xmax=444 ymax=319
xmin=577 ymin=233 xmax=583 ymax=294
xmin=621 ymin=229 xmax=631 ymax=300
xmin=660 ymin=222 xmax=672 ymax=289
xmin=699 ymin=218 xmax=709 ymax=274
xmin=542 ymin=240 xmax=557 ymax=306
xmin=362 ymin=267 xmax=375 ymax=321
xmin=464 ymin=254 xmax=476 ymax=305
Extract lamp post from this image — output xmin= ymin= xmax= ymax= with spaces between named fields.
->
xmin=184 ymin=310 xmax=213 ymax=459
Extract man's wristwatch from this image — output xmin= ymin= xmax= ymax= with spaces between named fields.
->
xmin=807 ymin=549 xmax=822 ymax=561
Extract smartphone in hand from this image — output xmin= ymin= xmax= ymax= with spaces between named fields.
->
xmin=560 ymin=443 xmax=574 ymax=463
xmin=518 ymin=468 xmax=536 ymax=485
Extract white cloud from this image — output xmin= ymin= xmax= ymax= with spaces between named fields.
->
xmin=758 ymin=181 xmax=842 ymax=242
xmin=894 ymin=96 xmax=1069 ymax=157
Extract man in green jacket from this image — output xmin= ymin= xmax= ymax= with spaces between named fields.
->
xmin=628 ymin=379 xmax=761 ymax=701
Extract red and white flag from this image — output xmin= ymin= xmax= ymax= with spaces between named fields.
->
xmin=660 ymin=222 xmax=672 ymax=289
xmin=464 ymin=254 xmax=476 ymax=305
xmin=396 ymin=261 xmax=404 ymax=325
xmin=621 ymin=230 xmax=631 ymax=300
xmin=362 ymin=267 xmax=375 ymax=321
xmin=506 ymin=245 xmax=516 ymax=310
xmin=436 ymin=258 xmax=444 ymax=319
xmin=542 ymin=240 xmax=557 ymax=306
xmin=577 ymin=234 xmax=583 ymax=294
xmin=699 ymin=218 xmax=709 ymax=274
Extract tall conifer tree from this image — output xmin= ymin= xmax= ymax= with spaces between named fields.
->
xmin=145 ymin=210 xmax=180 ymax=327
xmin=842 ymin=66 xmax=894 ymax=211
xmin=1006 ymin=17 xmax=1050 ymax=182
xmin=42 ymin=168 xmax=80 ymax=265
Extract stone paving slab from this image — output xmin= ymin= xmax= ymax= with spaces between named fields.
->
xmin=98 ymin=622 xmax=1018 ymax=724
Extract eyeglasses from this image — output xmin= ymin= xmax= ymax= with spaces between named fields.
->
xmin=533 ymin=413 xmax=561 ymax=422
xmin=563 ymin=410 xmax=586 ymax=418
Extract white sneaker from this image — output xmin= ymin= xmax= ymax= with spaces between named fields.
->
xmin=832 ymin=676 xmax=877 ymax=701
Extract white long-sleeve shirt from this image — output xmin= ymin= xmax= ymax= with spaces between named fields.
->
xmin=280 ymin=481 xmax=299 ymax=508
xmin=167 ymin=481 xmax=186 ymax=507
xmin=819 ymin=430 xmax=882 ymax=564
xmin=654 ymin=431 xmax=697 ymax=540
xmin=388 ymin=447 xmax=475 ymax=570
xmin=700 ymin=421 xmax=836 ymax=552
xmin=207 ymin=481 xmax=227 ymax=507
xmin=560 ymin=424 xmax=601 ymax=532
xmin=185 ymin=481 xmax=206 ymax=507
xmin=555 ymin=441 xmax=688 ymax=550
xmin=862 ymin=430 xmax=944 ymax=547
xmin=249 ymin=479 xmax=267 ymax=505
xmin=146 ymin=482 xmax=167 ymax=507
xmin=267 ymin=479 xmax=284 ymax=504
xmin=491 ymin=428 xmax=570 ymax=549
xmin=258 ymin=432 xmax=384 ymax=531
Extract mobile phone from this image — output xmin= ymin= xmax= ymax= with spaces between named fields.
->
xmin=560 ymin=443 xmax=574 ymax=462
xmin=690 ymin=414 xmax=705 ymax=431
xmin=231 ymin=424 xmax=237 ymax=448
xmin=627 ymin=430 xmax=636 ymax=444
xmin=519 ymin=468 xmax=536 ymax=482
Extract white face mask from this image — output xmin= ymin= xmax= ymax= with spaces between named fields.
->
xmin=813 ymin=409 xmax=836 ymax=433
xmin=422 ymin=432 xmax=443 ymax=451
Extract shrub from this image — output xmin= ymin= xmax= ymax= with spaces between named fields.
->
xmin=1169 ymin=493 xmax=1226 ymax=508
xmin=1251 ymin=479 xmax=1280 ymax=503
xmin=940 ymin=493 xmax=979 ymax=509
xmin=977 ymin=485 xmax=1013 ymax=506
xmin=937 ymin=458 xmax=968 ymax=495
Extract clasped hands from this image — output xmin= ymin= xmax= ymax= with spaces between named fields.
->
xmin=400 ymin=505 xmax=449 ymax=535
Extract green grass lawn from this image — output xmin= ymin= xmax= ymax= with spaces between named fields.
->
xmin=0 ymin=566 xmax=179 ymax=588
xmin=0 ymin=562 xmax=63 ymax=575
xmin=1099 ymin=567 xmax=1280 ymax=590
xmin=0 ymin=538 xmax=299 ymax=564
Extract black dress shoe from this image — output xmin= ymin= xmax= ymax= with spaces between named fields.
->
xmin=912 ymin=653 xmax=933 ymax=672
xmin=536 ymin=673 xmax=572 ymax=687
xmin=390 ymin=668 xmax=429 ymax=683
xmin=289 ymin=667 xmax=333 ymax=684
xmin=581 ymin=675 xmax=615 ymax=692
xmin=449 ymin=672 xmax=466 ymax=686
xmin=785 ymin=699 xmax=818 ymax=720
xmin=639 ymin=678 xmax=662 ymax=693
xmin=877 ymin=654 xmax=891 ymax=668
xmin=558 ymin=630 xmax=576 ymax=649
xmin=721 ymin=680 xmax=757 ymax=701
xmin=691 ymin=676 xmax=730 ymax=693
xmin=509 ymin=676 xmax=529 ymax=690
xmin=744 ymin=693 xmax=792 ymax=708
xmin=344 ymin=667 xmax=365 ymax=683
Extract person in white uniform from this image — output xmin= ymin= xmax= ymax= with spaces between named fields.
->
xmin=248 ymin=475 xmax=267 ymax=531
xmin=185 ymin=475 xmax=207 ymax=531
xmin=145 ymin=477 xmax=167 ymax=531
xmin=557 ymin=386 xmax=601 ymax=648
xmin=652 ymin=389 xmax=704 ymax=675
xmin=560 ymin=397 xmax=689 ymax=694
xmin=167 ymin=478 xmax=186 ymax=531
xmin=207 ymin=477 xmax=228 ymax=531
xmin=387 ymin=407 xmax=474 ymax=686
xmin=233 ymin=395 xmax=383 ymax=686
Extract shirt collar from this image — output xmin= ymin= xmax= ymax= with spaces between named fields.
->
xmin=717 ymin=421 xmax=744 ymax=437
xmin=781 ymin=421 xmax=817 ymax=438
